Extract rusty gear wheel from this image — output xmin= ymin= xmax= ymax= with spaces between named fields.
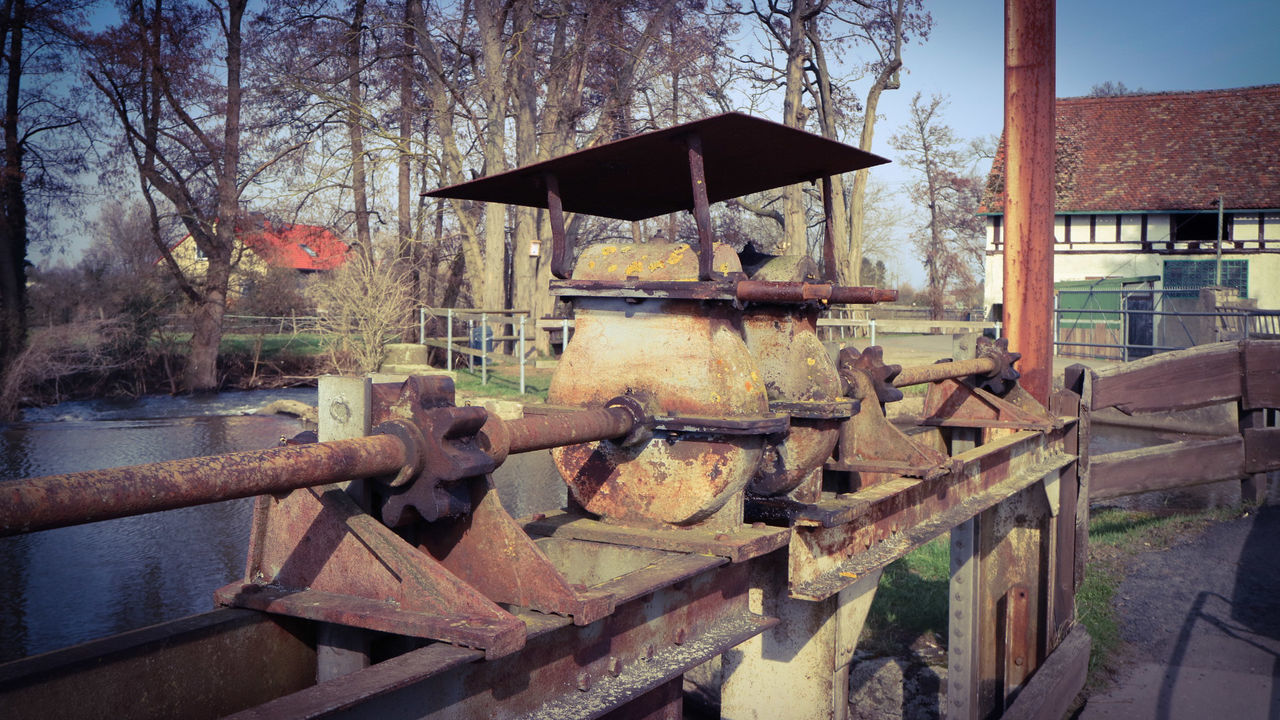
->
xmin=837 ymin=345 xmax=904 ymax=404
xmin=975 ymin=335 xmax=1021 ymax=395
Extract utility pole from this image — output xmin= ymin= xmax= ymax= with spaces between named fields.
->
xmin=1215 ymin=194 xmax=1224 ymax=286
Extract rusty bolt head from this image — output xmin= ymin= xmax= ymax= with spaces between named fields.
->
xmin=577 ymin=672 xmax=591 ymax=691
xmin=751 ymin=522 xmax=766 ymax=530
xmin=645 ymin=644 xmax=655 ymax=661
xmin=608 ymin=657 xmax=623 ymax=677
xmin=715 ymin=533 xmax=731 ymax=542
xmin=674 ymin=628 xmax=687 ymax=645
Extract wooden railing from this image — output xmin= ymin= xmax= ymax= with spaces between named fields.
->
xmin=1076 ymin=340 xmax=1280 ymax=502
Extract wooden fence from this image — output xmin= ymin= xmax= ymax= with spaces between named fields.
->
xmin=1076 ymin=340 xmax=1280 ymax=502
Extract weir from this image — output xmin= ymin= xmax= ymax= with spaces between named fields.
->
xmin=2 ymin=111 xmax=1277 ymax=720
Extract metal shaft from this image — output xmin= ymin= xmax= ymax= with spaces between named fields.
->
xmin=505 ymin=406 xmax=637 ymax=454
xmin=0 ymin=434 xmax=408 ymax=537
xmin=892 ymin=357 xmax=999 ymax=387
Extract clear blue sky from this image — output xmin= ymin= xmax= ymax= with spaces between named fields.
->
xmin=866 ymin=0 xmax=1280 ymax=286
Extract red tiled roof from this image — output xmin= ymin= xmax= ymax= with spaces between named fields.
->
xmin=981 ymin=84 xmax=1280 ymax=214
xmin=170 ymin=221 xmax=350 ymax=271
xmin=240 ymin=221 xmax=350 ymax=271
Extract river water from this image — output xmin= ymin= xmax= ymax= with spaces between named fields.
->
xmin=0 ymin=389 xmax=311 ymax=664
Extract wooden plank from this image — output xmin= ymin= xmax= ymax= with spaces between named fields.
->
xmin=1090 ymin=435 xmax=1245 ymax=501
xmin=1090 ymin=341 xmax=1242 ymax=413
xmin=1243 ymin=427 xmax=1280 ymax=474
xmin=1242 ymin=340 xmax=1280 ymax=410
xmin=1001 ymin=624 xmax=1091 ymax=720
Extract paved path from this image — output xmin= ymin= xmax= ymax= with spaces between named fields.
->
xmin=1077 ymin=505 xmax=1280 ymax=719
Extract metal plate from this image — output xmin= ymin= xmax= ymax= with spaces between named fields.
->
xmin=426 ymin=113 xmax=888 ymax=221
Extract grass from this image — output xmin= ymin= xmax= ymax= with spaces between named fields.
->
xmin=861 ymin=535 xmax=951 ymax=656
xmin=453 ymin=362 xmax=553 ymax=402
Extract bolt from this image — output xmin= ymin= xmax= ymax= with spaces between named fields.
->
xmin=608 ymin=657 xmax=623 ymax=677
xmin=577 ymin=672 xmax=591 ymax=691
xmin=715 ymin=533 xmax=731 ymax=542
xmin=529 ymin=512 xmax=547 ymax=522
xmin=674 ymin=628 xmax=687 ymax=645
xmin=1014 ymin=656 xmax=1024 ymax=667
xmin=751 ymin=522 xmax=766 ymax=530
xmin=645 ymin=644 xmax=655 ymax=661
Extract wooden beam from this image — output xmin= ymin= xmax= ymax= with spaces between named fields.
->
xmin=1242 ymin=340 xmax=1280 ymax=410
xmin=1243 ymin=427 xmax=1280 ymax=474
xmin=1001 ymin=624 xmax=1091 ymax=720
xmin=1090 ymin=342 xmax=1242 ymax=413
xmin=1090 ymin=435 xmax=1245 ymax=501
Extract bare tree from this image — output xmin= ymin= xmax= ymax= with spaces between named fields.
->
xmin=82 ymin=0 xmax=264 ymax=391
xmin=730 ymin=0 xmax=930 ymax=279
xmin=890 ymin=92 xmax=982 ymax=319
xmin=0 ymin=0 xmax=91 ymax=380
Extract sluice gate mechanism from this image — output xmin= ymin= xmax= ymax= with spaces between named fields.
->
xmin=1 ymin=114 xmax=1090 ymax=720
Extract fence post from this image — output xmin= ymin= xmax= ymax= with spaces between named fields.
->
xmin=562 ymin=318 xmax=570 ymax=355
xmin=519 ymin=317 xmax=526 ymax=395
xmin=481 ymin=312 xmax=488 ymax=385
xmin=447 ymin=309 xmax=454 ymax=372
xmin=419 ymin=308 xmax=425 ymax=346
xmin=1052 ymin=293 xmax=1059 ymax=357
xmin=870 ymin=319 xmax=876 ymax=346
xmin=468 ymin=319 xmax=474 ymax=371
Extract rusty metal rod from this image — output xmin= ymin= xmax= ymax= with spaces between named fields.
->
xmin=504 ymin=406 xmax=638 ymax=454
xmin=0 ymin=434 xmax=408 ymax=537
xmin=892 ymin=357 xmax=1000 ymax=387
xmin=735 ymin=280 xmax=897 ymax=305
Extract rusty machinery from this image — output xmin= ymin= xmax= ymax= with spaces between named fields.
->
xmin=0 ymin=114 xmax=1084 ymax=720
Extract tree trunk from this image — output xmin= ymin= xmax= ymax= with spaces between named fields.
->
xmin=848 ymin=0 xmax=907 ymax=286
xmin=398 ymin=0 xmax=417 ymax=334
xmin=346 ymin=0 xmax=372 ymax=264
xmin=0 ymin=0 xmax=25 ymax=375
xmin=185 ymin=0 xmax=245 ymax=391
xmin=778 ymin=0 xmax=811 ymax=256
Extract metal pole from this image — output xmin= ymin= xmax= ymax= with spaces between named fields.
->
xmin=447 ymin=309 xmax=454 ymax=372
xmin=1052 ymin=292 xmax=1059 ymax=357
xmin=419 ymin=307 xmax=425 ymax=345
xmin=562 ymin=318 xmax=570 ymax=355
xmin=870 ymin=319 xmax=877 ymax=346
xmin=468 ymin=319 xmax=474 ymax=371
xmin=481 ymin=312 xmax=488 ymax=385
xmin=1216 ymin=194 xmax=1224 ymax=286
xmin=519 ymin=317 xmax=526 ymax=395
xmin=1002 ymin=0 xmax=1056 ymax=405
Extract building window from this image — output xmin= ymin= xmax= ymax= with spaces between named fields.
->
xmin=1170 ymin=212 xmax=1229 ymax=246
xmin=1163 ymin=259 xmax=1247 ymax=298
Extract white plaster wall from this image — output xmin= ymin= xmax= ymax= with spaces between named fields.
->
xmin=982 ymin=215 xmax=1280 ymax=315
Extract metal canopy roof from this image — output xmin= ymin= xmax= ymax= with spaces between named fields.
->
xmin=425 ymin=112 xmax=890 ymax=222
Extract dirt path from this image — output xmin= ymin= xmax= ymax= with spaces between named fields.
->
xmin=1076 ymin=505 xmax=1280 ymax=719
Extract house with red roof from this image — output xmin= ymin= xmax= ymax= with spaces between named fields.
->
xmin=981 ymin=84 xmax=1280 ymax=354
xmin=169 ymin=217 xmax=350 ymax=300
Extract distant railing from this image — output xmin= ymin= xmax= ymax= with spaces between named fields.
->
xmin=418 ymin=308 xmax=532 ymax=393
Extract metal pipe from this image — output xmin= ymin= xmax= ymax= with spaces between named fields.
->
xmin=504 ymin=406 xmax=638 ymax=455
xmin=0 ymin=435 xmax=408 ymax=537
xmin=892 ymin=357 xmax=1000 ymax=388
xmin=1002 ymin=0 xmax=1055 ymax=404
